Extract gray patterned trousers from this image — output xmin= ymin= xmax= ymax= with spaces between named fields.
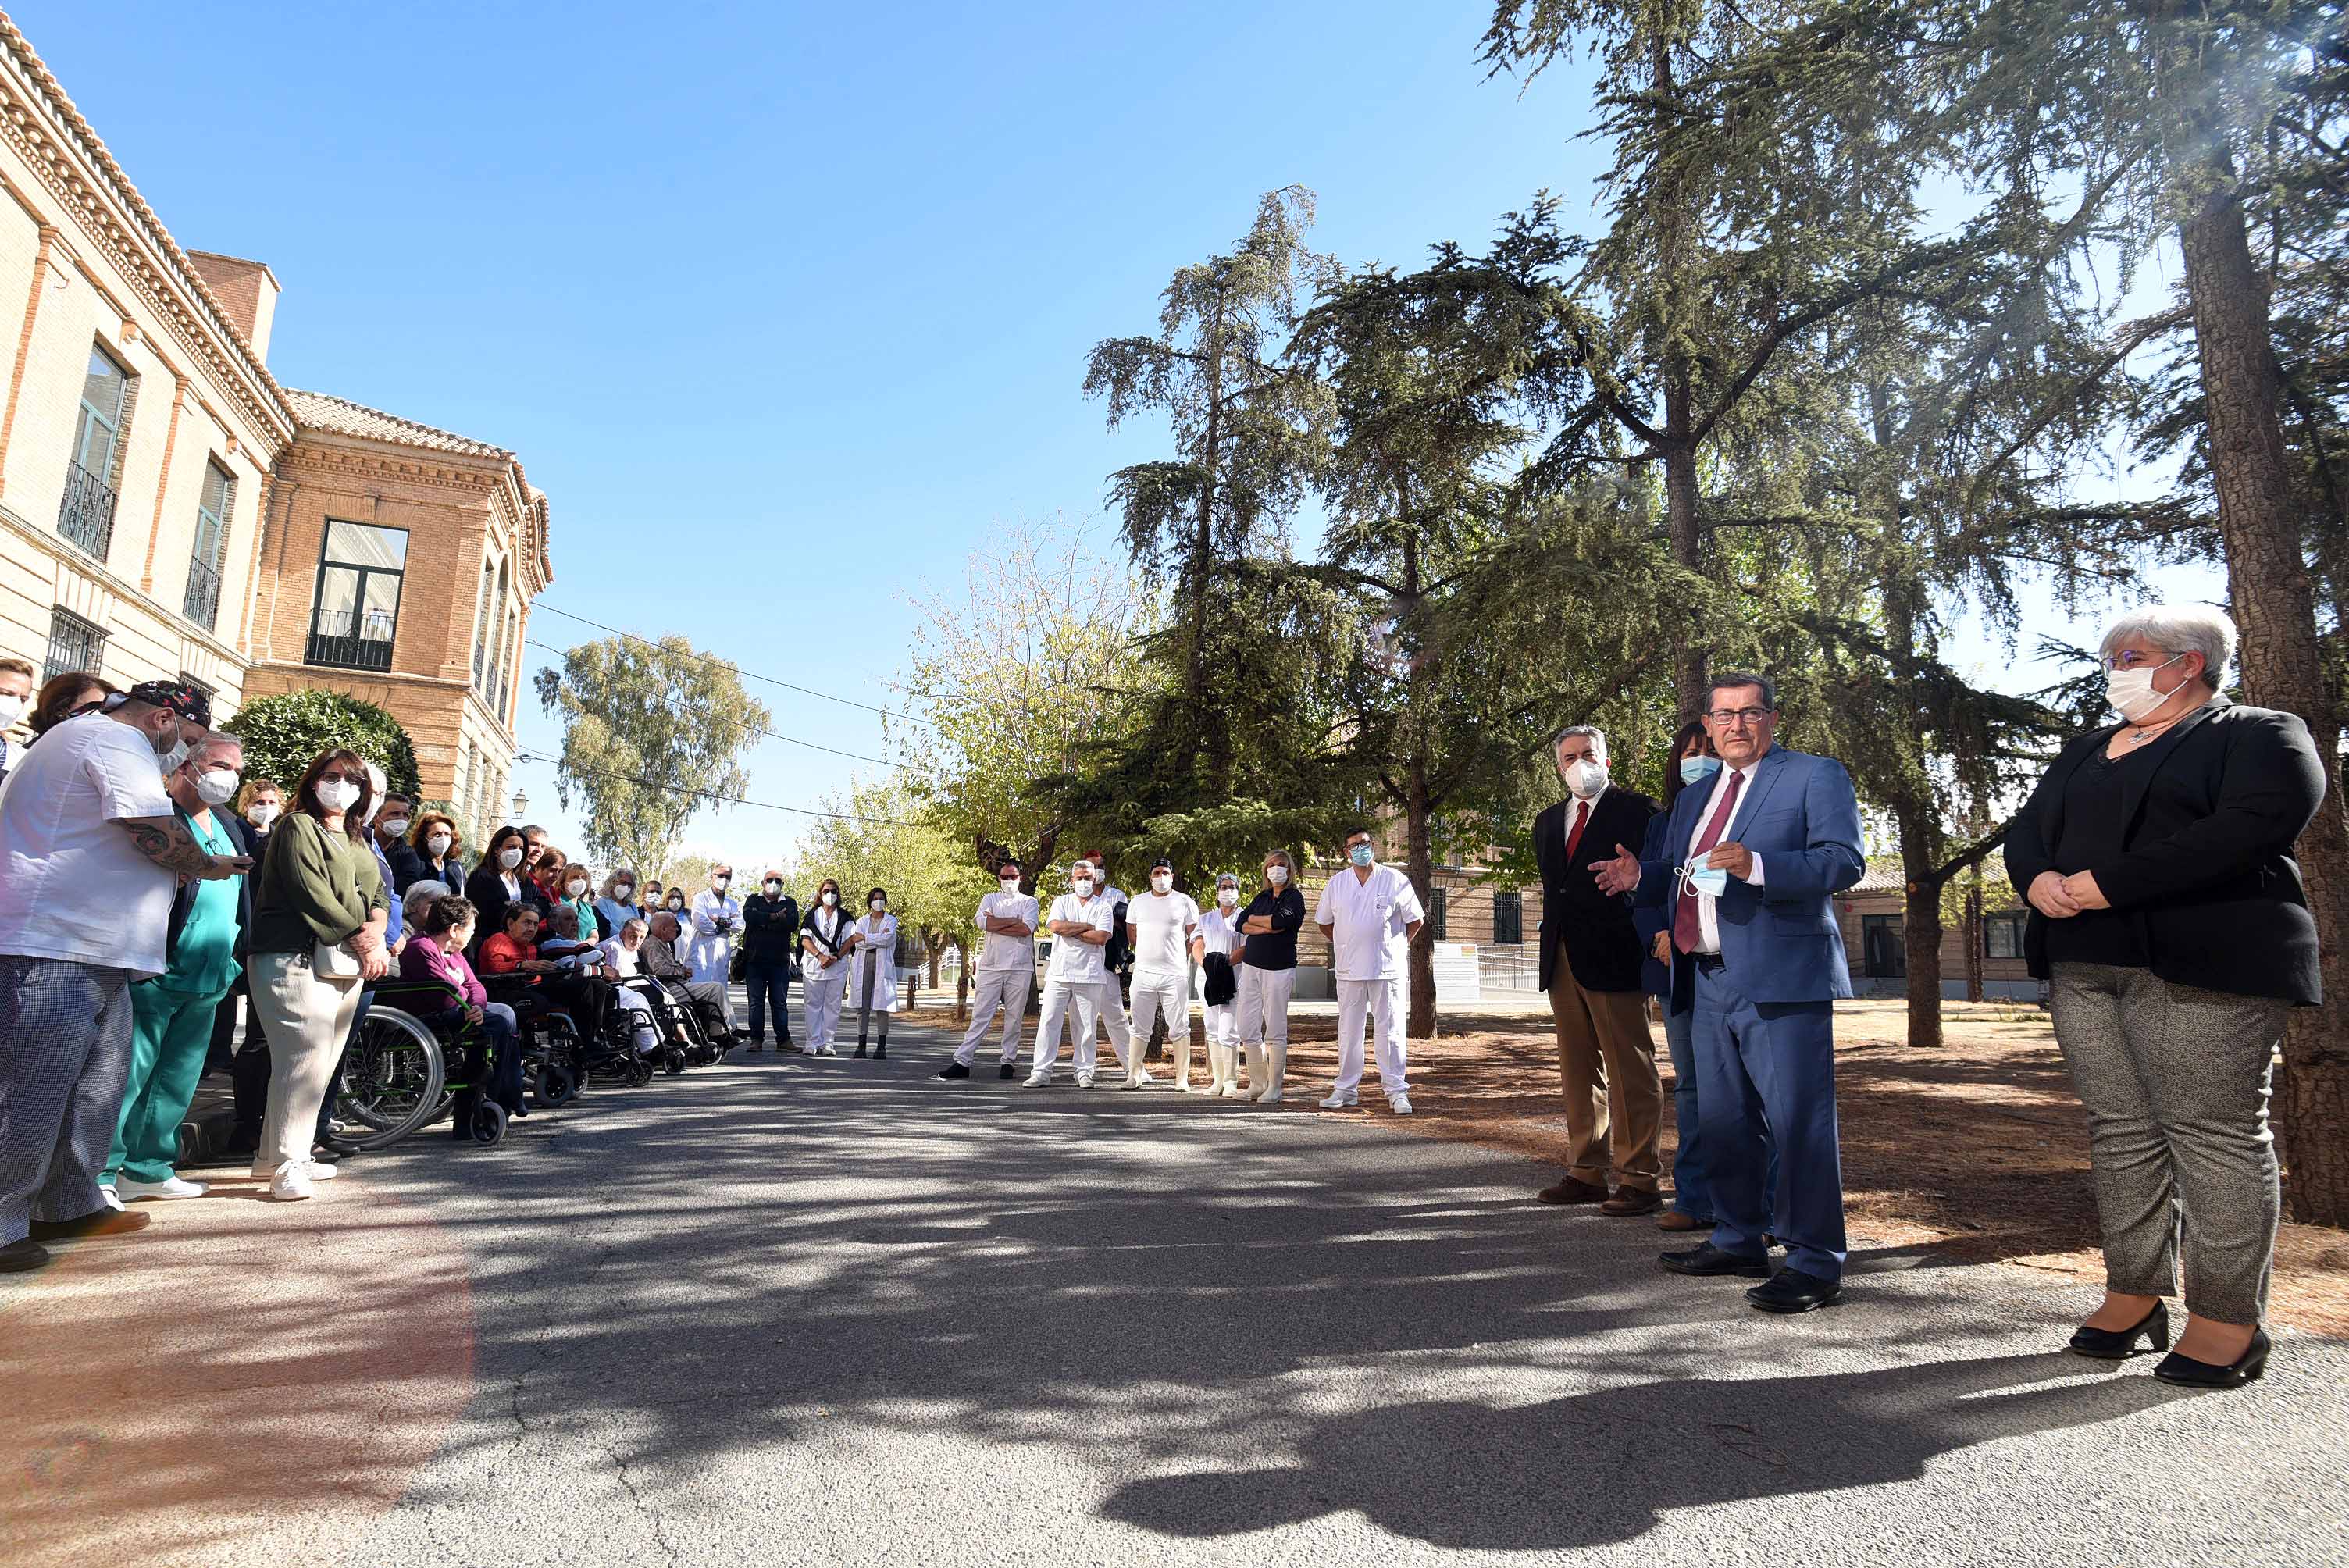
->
xmin=1 ymin=955 xmax=137 ymax=1244
xmin=2048 ymin=960 xmax=2287 ymax=1325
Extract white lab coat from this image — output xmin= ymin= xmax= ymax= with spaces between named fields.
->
xmin=845 ymin=911 xmax=900 ymax=1013
xmin=686 ymin=889 xmax=740 ymax=985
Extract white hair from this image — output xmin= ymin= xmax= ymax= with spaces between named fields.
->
xmin=1552 ymin=724 xmax=1608 ymax=763
xmin=402 ymin=879 xmax=451 ymax=928
xmin=2099 ymin=604 xmax=2234 ymax=690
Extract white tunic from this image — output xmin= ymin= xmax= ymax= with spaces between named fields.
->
xmin=973 ymin=889 xmax=1038 ymax=972
xmin=1312 ymin=862 xmax=1426 ymax=982
xmin=686 ymin=889 xmax=740 ymax=985
xmin=1043 ymin=891 xmax=1114 ymax=985
xmin=802 ymin=904 xmax=850 ymax=985
xmin=846 ymin=911 xmax=900 ymax=1013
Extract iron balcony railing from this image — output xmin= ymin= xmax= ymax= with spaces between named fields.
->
xmin=184 ymin=555 xmax=222 ymax=630
xmin=58 ymin=459 xmax=117 ymax=558
xmin=305 ymin=605 xmax=395 ymax=672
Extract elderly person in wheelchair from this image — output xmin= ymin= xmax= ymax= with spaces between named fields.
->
xmin=394 ymin=895 xmax=526 ymax=1138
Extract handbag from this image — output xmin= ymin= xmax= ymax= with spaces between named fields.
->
xmin=314 ymin=939 xmax=362 ymax=980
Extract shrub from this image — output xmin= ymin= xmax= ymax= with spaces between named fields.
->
xmin=225 ymin=688 xmax=421 ymax=797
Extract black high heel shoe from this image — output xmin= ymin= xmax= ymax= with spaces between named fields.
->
xmin=2154 ymin=1327 xmax=2270 ymax=1389
xmin=2067 ymin=1299 xmax=2170 ymax=1360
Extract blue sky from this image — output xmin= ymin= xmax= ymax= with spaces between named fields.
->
xmin=26 ymin=2 xmax=2217 ymax=869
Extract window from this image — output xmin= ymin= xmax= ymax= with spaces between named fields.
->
xmin=1492 ymin=890 xmax=1523 ymax=946
xmin=471 ymin=558 xmax=497 ymax=688
xmin=1984 ymin=912 xmax=2027 ymax=960
xmin=496 ymin=608 xmax=518 ymax=722
xmin=43 ymin=607 xmax=107 ymax=682
xmin=305 ymin=519 xmax=407 ymax=672
xmin=60 ymin=344 xmax=130 ymax=557
xmin=1862 ymin=914 xmax=1906 ymax=978
xmin=183 ymin=461 xmax=236 ymax=629
xmin=1427 ymin=887 xmax=1448 ymax=941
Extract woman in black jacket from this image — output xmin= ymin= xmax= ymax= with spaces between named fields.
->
xmin=390 ymin=810 xmax=467 ymax=896
xmin=1234 ymin=850 xmax=1308 ymax=1103
xmin=463 ymin=824 xmax=533 ymax=962
xmin=2004 ymin=604 xmax=2326 ymax=1390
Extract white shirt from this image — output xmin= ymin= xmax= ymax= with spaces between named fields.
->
xmin=0 ymin=713 xmax=178 ymax=975
xmin=1128 ymin=889 xmax=1200 ymax=978
xmin=595 ymin=936 xmax=642 ymax=978
xmin=1313 ymin=862 xmax=1426 ymax=982
xmin=974 ymin=888 xmax=1037 ymax=972
xmin=1198 ymin=903 xmax=1242 ymax=960
xmin=1044 ymin=890 xmax=1114 ymax=985
xmin=1683 ymin=761 xmax=1768 ymax=955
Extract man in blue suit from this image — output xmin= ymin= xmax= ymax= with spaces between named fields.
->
xmin=1595 ymin=672 xmax=1864 ymax=1313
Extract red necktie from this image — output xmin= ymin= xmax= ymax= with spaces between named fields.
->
xmin=1564 ymin=800 xmax=1590 ymax=861
xmin=1673 ymin=769 xmax=1745 ymax=955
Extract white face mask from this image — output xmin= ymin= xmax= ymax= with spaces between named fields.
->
xmin=1563 ymin=758 xmax=1607 ymax=800
xmin=427 ymin=832 xmax=452 ymax=855
xmin=2107 ymin=654 xmax=2187 ymax=723
xmin=316 ymin=779 xmax=362 ymax=813
xmin=0 ymin=693 xmax=23 ymax=728
xmin=500 ymin=846 xmax=525 ymax=870
xmin=869 ymin=897 xmax=886 ymax=913
xmin=247 ymin=802 xmax=280 ymax=829
xmin=381 ymin=817 xmax=409 ymax=837
xmin=615 ymin=883 xmax=633 ymax=900
xmin=157 ymin=735 xmax=192 ymax=774
xmin=1267 ymin=865 xmax=1289 ymax=886
xmin=1000 ymin=878 xmax=1020 ymax=894
xmin=1150 ymin=874 xmax=1172 ymax=893
xmin=194 ymin=766 xmax=240 ymax=806
xmin=1072 ymin=877 xmax=1094 ymax=896
xmin=1217 ymin=888 xmax=1239 ymax=908
xmin=820 ymin=890 xmax=837 ymax=907
xmin=765 ymin=881 xmax=782 ymax=896
xmin=568 ymin=879 xmax=588 ymax=897
xmin=714 ymin=875 xmax=730 ymax=889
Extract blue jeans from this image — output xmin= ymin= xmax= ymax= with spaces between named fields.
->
xmin=1666 ymin=1003 xmax=1780 ymax=1224
xmin=745 ymin=960 xmax=791 ymax=1042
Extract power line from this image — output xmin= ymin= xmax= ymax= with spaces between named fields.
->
xmin=511 ymin=751 xmax=921 ymax=828
xmin=529 ymin=601 xmax=941 ymax=731
xmin=523 ymin=640 xmax=891 ymax=765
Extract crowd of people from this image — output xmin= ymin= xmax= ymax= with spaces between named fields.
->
xmin=0 ymin=602 xmax=2325 ymax=1393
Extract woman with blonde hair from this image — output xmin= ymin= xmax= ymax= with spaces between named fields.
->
xmin=1235 ymin=849 xmax=1306 ymax=1103
xmin=391 ymin=810 xmax=465 ymax=896
xmin=595 ymin=868 xmax=644 ymax=944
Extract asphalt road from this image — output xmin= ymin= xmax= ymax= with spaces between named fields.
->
xmin=17 ymin=1014 xmax=2345 ymax=1566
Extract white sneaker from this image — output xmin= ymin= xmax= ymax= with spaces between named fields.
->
xmin=1129 ymin=1069 xmax=1156 ymax=1086
xmin=816 ymin=1046 xmax=839 ymax=1058
xmin=1388 ymin=1095 xmax=1414 ymax=1115
xmin=116 ymin=1174 xmax=208 ymax=1200
xmin=1120 ymin=1077 xmax=1144 ymax=1091
xmin=304 ymin=1160 xmax=340 ymax=1180
xmin=1317 ymin=1091 xmax=1359 ymax=1110
xmin=269 ymin=1163 xmax=315 ymax=1202
xmin=1218 ymin=1084 xmax=1246 ymax=1099
xmin=99 ymin=1184 xmax=125 ymax=1210
xmin=1025 ymin=1072 xmax=1052 ymax=1088
xmin=1075 ymin=1075 xmax=1096 ymax=1089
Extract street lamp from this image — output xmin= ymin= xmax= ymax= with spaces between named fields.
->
xmin=511 ymin=789 xmax=529 ymax=818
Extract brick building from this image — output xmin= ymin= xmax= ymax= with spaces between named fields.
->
xmin=0 ymin=15 xmax=551 ymax=825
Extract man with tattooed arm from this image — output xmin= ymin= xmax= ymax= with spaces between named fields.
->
xmin=0 ymin=679 xmax=248 ymax=1274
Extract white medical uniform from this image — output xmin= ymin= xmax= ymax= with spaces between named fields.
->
xmin=800 ymin=903 xmax=851 ymax=1053
xmin=1125 ymin=889 xmax=1199 ymax=1087
xmin=1029 ymin=890 xmax=1130 ymax=1085
xmin=1312 ymin=862 xmax=1425 ymax=1102
xmin=956 ymin=888 xmax=1036 ymax=1067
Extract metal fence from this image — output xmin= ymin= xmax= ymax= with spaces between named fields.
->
xmin=57 ymin=460 xmax=116 ymax=558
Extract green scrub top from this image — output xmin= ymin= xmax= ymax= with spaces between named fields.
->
xmin=166 ymin=811 xmax=244 ymax=996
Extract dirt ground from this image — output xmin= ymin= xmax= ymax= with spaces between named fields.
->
xmin=901 ymin=996 xmax=2349 ymax=1338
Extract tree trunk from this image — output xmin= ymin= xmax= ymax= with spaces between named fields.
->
xmin=1963 ymin=880 xmax=1984 ymax=1005
xmin=1662 ymin=425 xmax=1705 ymax=719
xmin=1882 ymin=566 xmax=1944 ymax=1051
xmin=2172 ymin=140 xmax=2349 ymax=1225
xmin=1187 ymin=308 xmax=1224 ymax=707
xmin=1899 ymin=869 xmax=1944 ymax=1054
xmin=1406 ymin=753 xmax=1437 ymax=1040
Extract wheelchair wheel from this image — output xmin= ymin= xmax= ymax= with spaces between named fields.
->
xmin=469 ymin=1100 xmax=508 ymax=1146
xmin=337 ymin=1006 xmax=447 ymax=1151
xmin=663 ymin=1046 xmax=687 ymax=1076
xmin=534 ymin=1061 xmax=580 ymax=1107
xmin=627 ymin=1053 xmax=656 ymax=1087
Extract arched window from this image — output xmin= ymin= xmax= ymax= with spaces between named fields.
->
xmin=470 ymin=557 xmax=495 ymax=688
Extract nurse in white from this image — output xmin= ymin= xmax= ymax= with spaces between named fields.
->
xmin=843 ymin=886 xmax=900 ymax=1059
xmin=1196 ymin=872 xmax=1246 ymax=1096
xmin=1125 ymin=856 xmax=1200 ymax=1091
xmin=1027 ymin=863 xmax=1132 ymax=1088
xmin=686 ymin=864 xmax=740 ymax=1035
xmin=941 ymin=858 xmax=1036 ymax=1080
xmin=1311 ymin=828 xmax=1426 ymax=1114
xmin=800 ymin=878 xmax=852 ymax=1057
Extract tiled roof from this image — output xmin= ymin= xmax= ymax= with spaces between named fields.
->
xmin=287 ymin=389 xmax=512 ymax=459
xmin=1852 ymin=861 xmax=1906 ymax=893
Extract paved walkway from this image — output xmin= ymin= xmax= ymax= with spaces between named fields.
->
xmin=5 ymin=1016 xmax=2344 ymax=1566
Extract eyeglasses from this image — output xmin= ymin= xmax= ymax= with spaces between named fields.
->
xmin=2102 ymin=650 xmax=2176 ymax=671
xmin=316 ymin=770 xmax=355 ymax=784
xmin=1704 ymin=707 xmax=1773 ymax=725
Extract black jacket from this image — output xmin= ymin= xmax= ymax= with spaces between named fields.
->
xmin=462 ymin=863 xmax=527 ymax=960
xmin=743 ymin=893 xmax=800 ymax=963
xmin=1534 ymin=786 xmax=1658 ymax=994
xmin=1238 ymin=886 xmax=1307 ymax=970
xmin=387 ymin=839 xmax=467 ymax=897
xmin=163 ymin=805 xmax=255 ymax=969
xmin=2004 ymin=699 xmax=2326 ymax=1005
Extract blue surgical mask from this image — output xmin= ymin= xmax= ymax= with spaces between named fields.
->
xmin=1348 ymin=844 xmax=1374 ymax=868
xmin=1680 ymin=756 xmax=1722 ymax=786
xmin=1681 ymin=862 xmax=1728 ymax=899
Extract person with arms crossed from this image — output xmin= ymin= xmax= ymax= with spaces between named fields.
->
xmin=740 ymin=871 xmax=799 ymax=1053
xmin=800 ymin=878 xmax=852 ymax=1057
xmin=0 ymin=681 xmax=245 ymax=1270
xmin=1594 ymin=671 xmax=1865 ymax=1313
xmin=1027 ymin=861 xmax=1132 ymax=1088
xmin=1235 ymin=850 xmax=1306 ymax=1103
xmin=1125 ymin=857 xmax=1202 ymax=1091
xmin=1313 ymin=829 xmax=1426 ymax=1115
xmin=941 ymin=857 xmax=1037 ymax=1081
xmin=1533 ymin=725 xmax=1663 ymax=1214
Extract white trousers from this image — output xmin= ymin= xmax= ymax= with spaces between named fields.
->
xmin=612 ymin=986 xmax=660 ymax=1053
xmin=1235 ymin=964 xmax=1296 ymax=1049
xmin=1204 ymin=998 xmax=1239 ymax=1049
xmin=1128 ymin=971 xmax=1189 ymax=1081
xmin=1335 ymin=975 xmax=1408 ymax=1099
xmin=1071 ymin=979 xmax=1135 ymax=1070
xmin=1035 ymin=978 xmax=1130 ymax=1081
xmin=803 ymin=974 xmax=847 ymax=1052
xmin=956 ymin=968 xmax=1034 ymax=1066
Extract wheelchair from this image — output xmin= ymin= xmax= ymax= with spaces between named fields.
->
xmin=336 ymin=978 xmax=525 ymax=1149
xmin=481 ymin=972 xmax=624 ymax=1099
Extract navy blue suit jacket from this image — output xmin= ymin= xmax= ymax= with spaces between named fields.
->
xmin=1628 ymin=745 xmax=1865 ymax=1011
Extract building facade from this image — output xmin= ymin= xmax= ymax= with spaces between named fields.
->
xmin=0 ymin=16 xmax=551 ymax=829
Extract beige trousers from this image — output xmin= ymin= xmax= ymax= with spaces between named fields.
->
xmin=250 ymin=950 xmax=365 ymax=1171
xmin=1549 ymin=961 xmax=1663 ymax=1191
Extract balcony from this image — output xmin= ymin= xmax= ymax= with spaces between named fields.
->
xmin=58 ymin=460 xmax=117 ymax=558
xmin=306 ymin=605 xmax=395 ymax=672
xmin=184 ymin=555 xmax=222 ymax=630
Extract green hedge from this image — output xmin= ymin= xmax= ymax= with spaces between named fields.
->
xmin=223 ymin=688 xmax=421 ymax=797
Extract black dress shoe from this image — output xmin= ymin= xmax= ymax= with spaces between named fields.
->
xmin=29 ymin=1207 xmax=152 ymax=1241
xmin=1 ymin=1236 xmax=54 ymax=1272
xmin=2068 ymin=1300 xmax=2170 ymax=1360
xmin=1659 ymin=1243 xmax=1771 ymax=1278
xmin=2154 ymin=1327 xmax=2270 ymax=1389
xmin=854 ymin=1045 xmax=868 ymax=1059
xmin=937 ymin=1061 xmax=971 ymax=1080
xmin=874 ymin=1042 xmax=886 ymax=1060
xmin=315 ymin=1135 xmax=361 ymax=1158
xmin=998 ymin=1064 xmax=1018 ymax=1080
xmin=1747 ymin=1267 xmax=1842 ymax=1313
xmin=745 ymin=1040 xmax=765 ymax=1053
